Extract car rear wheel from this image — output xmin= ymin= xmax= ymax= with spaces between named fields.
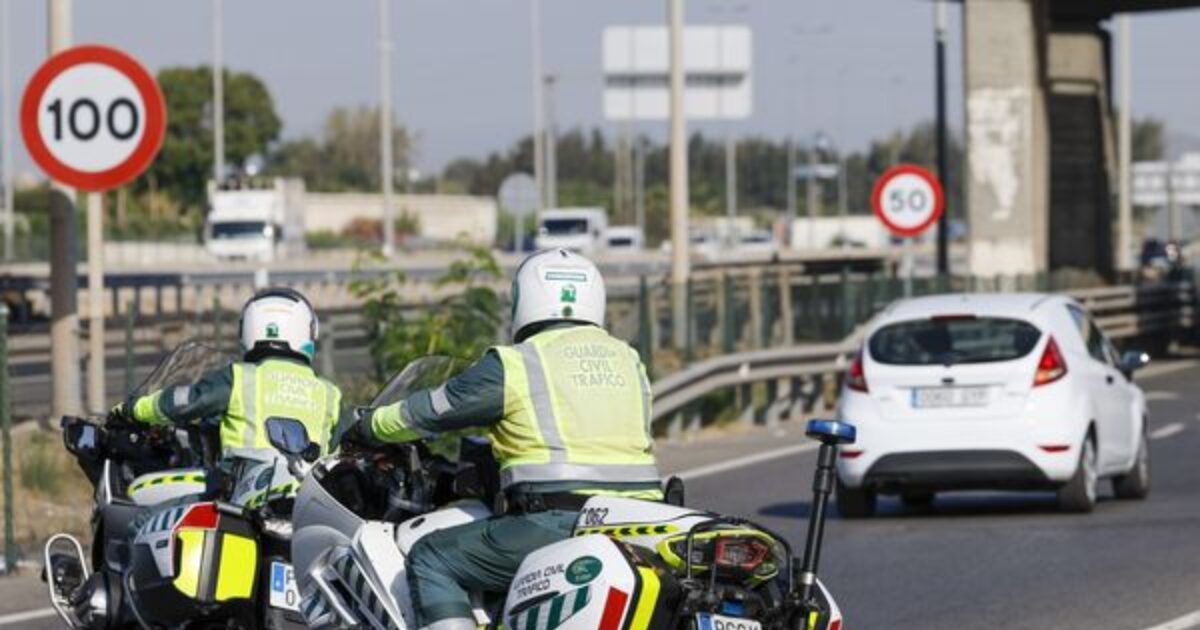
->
xmin=836 ymin=478 xmax=876 ymax=518
xmin=1057 ymin=435 xmax=1098 ymax=513
xmin=1113 ymin=432 xmax=1151 ymax=500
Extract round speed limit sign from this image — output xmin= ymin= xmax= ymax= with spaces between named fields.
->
xmin=871 ymin=164 xmax=945 ymax=238
xmin=21 ymin=45 xmax=166 ymax=192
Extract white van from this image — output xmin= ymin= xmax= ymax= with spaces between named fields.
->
xmin=534 ymin=208 xmax=608 ymax=255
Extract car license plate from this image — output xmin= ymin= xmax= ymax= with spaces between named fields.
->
xmin=911 ymin=386 xmax=990 ymax=408
xmin=269 ymin=561 xmax=300 ymax=611
xmin=696 ymin=613 xmax=762 ymax=630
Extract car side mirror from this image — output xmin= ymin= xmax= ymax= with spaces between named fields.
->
xmin=266 ymin=417 xmax=320 ymax=463
xmin=1118 ymin=351 xmax=1150 ymax=378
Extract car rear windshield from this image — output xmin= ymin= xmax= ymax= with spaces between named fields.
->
xmin=868 ymin=316 xmax=1042 ymax=366
xmin=542 ymin=219 xmax=589 ymax=235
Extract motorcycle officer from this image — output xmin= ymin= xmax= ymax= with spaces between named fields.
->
xmin=113 ymin=287 xmax=341 ymax=478
xmin=342 ymin=249 xmax=661 ymax=630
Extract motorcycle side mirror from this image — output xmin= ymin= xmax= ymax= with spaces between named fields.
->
xmin=61 ymin=417 xmax=101 ymax=460
xmin=266 ymin=417 xmax=320 ymax=463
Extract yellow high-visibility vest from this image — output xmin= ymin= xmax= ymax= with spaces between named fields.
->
xmin=492 ymin=326 xmax=659 ymax=488
xmin=226 ymin=360 xmax=340 ymax=455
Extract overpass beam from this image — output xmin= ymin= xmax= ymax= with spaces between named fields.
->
xmin=964 ymin=0 xmax=1050 ymax=276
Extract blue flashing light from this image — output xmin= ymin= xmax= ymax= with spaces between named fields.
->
xmin=806 ymin=419 xmax=857 ymax=445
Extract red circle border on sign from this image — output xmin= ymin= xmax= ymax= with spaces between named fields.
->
xmin=870 ymin=164 xmax=945 ymax=238
xmin=20 ymin=45 xmax=166 ymax=192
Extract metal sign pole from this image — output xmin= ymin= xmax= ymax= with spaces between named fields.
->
xmin=1 ymin=303 xmax=13 ymax=573
xmin=903 ymin=238 xmax=915 ymax=297
xmin=86 ymin=192 xmax=105 ymax=413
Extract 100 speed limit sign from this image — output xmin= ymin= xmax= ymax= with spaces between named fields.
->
xmin=871 ymin=164 xmax=945 ymax=238
xmin=21 ymin=45 xmax=166 ymax=192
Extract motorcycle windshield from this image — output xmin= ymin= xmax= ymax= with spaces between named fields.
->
xmin=370 ymin=355 xmax=467 ymax=408
xmin=130 ymin=340 xmax=237 ymax=400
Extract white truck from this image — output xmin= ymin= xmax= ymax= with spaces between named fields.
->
xmin=533 ymin=207 xmax=608 ymax=255
xmin=603 ymin=225 xmax=645 ymax=253
xmin=205 ymin=177 xmax=306 ymax=262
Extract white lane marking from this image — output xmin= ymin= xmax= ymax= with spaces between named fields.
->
xmin=1145 ymin=391 xmax=1181 ymax=402
xmin=1138 ymin=609 xmax=1200 ymax=630
xmin=1150 ymin=422 xmax=1186 ymax=441
xmin=675 ymin=442 xmax=819 ymax=481
xmin=0 ymin=607 xmax=57 ymax=627
xmin=1139 ymin=359 xmax=1200 ymax=380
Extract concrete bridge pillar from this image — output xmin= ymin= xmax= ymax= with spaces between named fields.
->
xmin=964 ymin=0 xmax=1118 ymax=277
xmin=964 ymin=0 xmax=1050 ymax=277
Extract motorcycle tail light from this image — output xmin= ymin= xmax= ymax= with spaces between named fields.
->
xmin=174 ymin=502 xmax=219 ymax=533
xmin=713 ymin=537 xmax=771 ymax=574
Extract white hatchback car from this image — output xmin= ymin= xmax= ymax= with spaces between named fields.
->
xmin=836 ymin=293 xmax=1151 ymax=517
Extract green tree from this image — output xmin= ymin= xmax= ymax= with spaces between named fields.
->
xmin=144 ymin=66 xmax=282 ymax=210
xmin=1132 ymin=117 xmax=1165 ymax=162
xmin=268 ymin=106 xmax=412 ymax=192
xmin=352 ymin=244 xmax=503 ymax=380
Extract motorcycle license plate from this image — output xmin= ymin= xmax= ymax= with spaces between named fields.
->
xmin=696 ymin=613 xmax=762 ymax=630
xmin=269 ymin=561 xmax=300 ymax=611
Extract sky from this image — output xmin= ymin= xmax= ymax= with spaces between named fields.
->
xmin=1 ymin=0 xmax=1198 ymax=179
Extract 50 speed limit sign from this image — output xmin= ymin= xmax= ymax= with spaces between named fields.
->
xmin=871 ymin=164 xmax=945 ymax=238
xmin=21 ymin=45 xmax=166 ymax=191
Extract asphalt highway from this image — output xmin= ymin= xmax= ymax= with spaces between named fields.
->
xmin=683 ymin=359 xmax=1200 ymax=629
xmin=3 ymin=360 xmax=1200 ymax=629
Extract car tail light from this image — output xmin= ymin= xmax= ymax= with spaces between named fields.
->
xmin=1033 ymin=337 xmax=1067 ymax=387
xmin=846 ymin=352 xmax=868 ymax=392
xmin=713 ymin=536 xmax=771 ymax=574
xmin=839 ymin=449 xmax=864 ymax=459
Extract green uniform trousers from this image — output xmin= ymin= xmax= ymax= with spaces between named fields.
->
xmin=407 ymin=510 xmax=579 ymax=627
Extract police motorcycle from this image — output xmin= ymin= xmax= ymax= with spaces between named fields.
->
xmin=274 ymin=355 xmax=848 ymax=630
xmin=44 ymin=341 xmax=307 ymax=629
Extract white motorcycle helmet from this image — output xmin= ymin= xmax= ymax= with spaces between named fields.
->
xmin=238 ymin=287 xmax=319 ymax=363
xmin=511 ymin=249 xmax=606 ymax=342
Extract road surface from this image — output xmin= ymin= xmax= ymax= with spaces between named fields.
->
xmin=3 ymin=359 xmax=1200 ymax=629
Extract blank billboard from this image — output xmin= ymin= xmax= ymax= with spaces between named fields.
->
xmin=603 ymin=25 xmax=752 ymax=121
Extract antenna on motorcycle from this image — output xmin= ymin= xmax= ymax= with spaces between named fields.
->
xmin=797 ymin=419 xmax=856 ymax=607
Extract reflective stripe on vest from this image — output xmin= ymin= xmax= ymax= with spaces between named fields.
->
xmin=492 ymin=327 xmax=659 ymax=488
xmin=240 ymin=363 xmax=259 ymax=449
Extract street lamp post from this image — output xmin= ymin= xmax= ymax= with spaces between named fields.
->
xmin=933 ymin=0 xmax=950 ymax=275
xmin=544 ymin=73 xmax=558 ymax=209
xmin=1 ymin=0 xmax=12 ymax=262
xmin=379 ymin=0 xmax=395 ymax=258
xmin=530 ymin=0 xmax=545 ymax=211
xmin=212 ymin=0 xmax=224 ymax=183
xmin=668 ymin=0 xmax=690 ymax=348
xmin=47 ymin=0 xmax=82 ymax=418
xmin=1116 ymin=14 xmax=1133 ymax=272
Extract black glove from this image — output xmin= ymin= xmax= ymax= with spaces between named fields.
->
xmin=332 ymin=408 xmax=378 ymax=451
xmin=106 ymin=401 xmax=133 ymax=427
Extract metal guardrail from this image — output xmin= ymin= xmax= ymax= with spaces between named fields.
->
xmin=649 ymin=281 xmax=1198 ymax=432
